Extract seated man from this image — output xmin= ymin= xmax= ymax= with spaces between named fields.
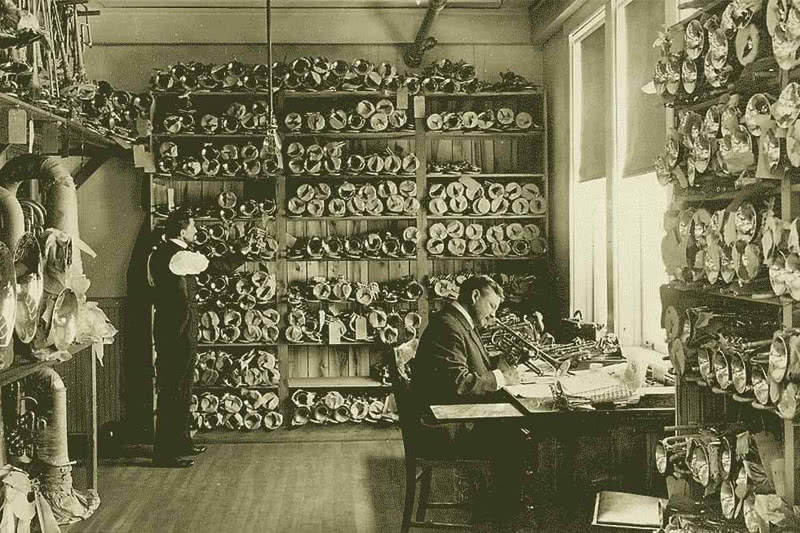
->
xmin=413 ymin=275 xmax=532 ymax=532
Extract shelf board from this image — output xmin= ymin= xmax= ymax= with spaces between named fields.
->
xmin=423 ymin=90 xmax=542 ymax=97
xmin=426 ymin=130 xmax=542 ymax=138
xmin=283 ymin=90 xmax=397 ymax=98
xmin=287 ymin=256 xmax=416 ymax=262
xmin=0 ymin=93 xmax=121 ymax=150
xmin=288 ymin=299 xmax=418 ymax=305
xmin=286 ymin=215 xmax=416 ymax=221
xmin=429 ymin=255 xmax=546 ymax=261
xmin=675 ymin=182 xmax=780 ymax=202
xmin=286 ymin=341 xmax=380 ymax=346
xmin=687 ymin=380 xmax=784 ymax=417
xmin=152 ymin=172 xmax=278 ymax=181
xmin=198 ymin=343 xmax=278 ymax=348
xmin=283 ymin=131 xmax=416 ymax=139
xmin=192 ymin=385 xmax=279 ymax=391
xmin=668 ymin=0 xmax=727 ymax=31
xmin=152 ymin=89 xmax=541 ymax=99
xmin=194 ymin=423 xmax=400 ymax=444
xmin=287 ymin=376 xmax=390 ymax=388
xmin=286 ymin=174 xmax=417 ymax=180
xmin=152 ymin=90 xmax=279 ymax=97
xmin=0 ymin=342 xmax=92 ymax=388
xmin=661 ymin=283 xmax=791 ymax=307
xmin=671 ymin=92 xmax=729 ymax=113
xmin=427 ymin=214 xmax=545 ymax=219
xmin=153 ymin=216 xmax=275 ymax=223
xmin=153 ymin=133 xmax=271 ymax=139
xmin=426 ymin=173 xmax=544 ymax=179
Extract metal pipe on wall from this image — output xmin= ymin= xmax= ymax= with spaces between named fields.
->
xmin=402 ymin=0 xmax=448 ymax=68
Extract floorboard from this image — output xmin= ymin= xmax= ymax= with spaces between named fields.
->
xmin=65 ymin=439 xmax=611 ymax=533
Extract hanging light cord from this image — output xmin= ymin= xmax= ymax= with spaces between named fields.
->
xmin=266 ymin=0 xmax=273 ymax=123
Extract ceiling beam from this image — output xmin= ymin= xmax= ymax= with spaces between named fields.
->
xmin=529 ymin=0 xmax=589 ymax=44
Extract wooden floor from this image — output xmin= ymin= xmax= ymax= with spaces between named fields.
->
xmin=67 ymin=438 xmax=606 ymax=533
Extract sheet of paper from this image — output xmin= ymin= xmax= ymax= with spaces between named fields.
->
xmin=593 ymin=491 xmax=665 ymax=528
xmin=505 ymin=382 xmax=553 ymax=400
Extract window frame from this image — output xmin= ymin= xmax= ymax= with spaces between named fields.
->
xmin=568 ymin=6 xmax=606 ymax=321
xmin=566 ymin=0 xmax=676 ymax=349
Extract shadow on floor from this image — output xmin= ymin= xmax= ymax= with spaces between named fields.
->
xmin=366 ymin=455 xmax=481 ymax=532
xmin=364 ymin=453 xmax=621 ymax=533
xmin=365 ymin=454 xmax=408 ymax=532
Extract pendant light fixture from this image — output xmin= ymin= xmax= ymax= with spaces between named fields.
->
xmin=262 ymin=0 xmax=283 ymax=171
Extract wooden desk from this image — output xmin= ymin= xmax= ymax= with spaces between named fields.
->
xmin=427 ymin=390 xmax=675 ymax=519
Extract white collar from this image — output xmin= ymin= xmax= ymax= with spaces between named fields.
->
xmin=451 ymin=301 xmax=475 ymax=329
xmin=169 ymin=238 xmax=188 ymax=249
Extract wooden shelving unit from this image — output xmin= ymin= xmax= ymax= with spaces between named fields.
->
xmin=0 ymin=93 xmax=122 ymax=151
xmin=148 ymin=89 xmax=282 ymax=438
xmin=660 ymin=2 xmax=800 ymax=516
xmin=149 ymin=82 xmax=549 ymax=435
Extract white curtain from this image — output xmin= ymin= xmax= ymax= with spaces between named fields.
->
xmin=572 ymin=178 xmax=608 ymax=325
xmin=614 ymin=173 xmax=669 ymax=349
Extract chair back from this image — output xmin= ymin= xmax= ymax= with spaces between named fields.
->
xmin=390 ymin=339 xmax=423 ymax=457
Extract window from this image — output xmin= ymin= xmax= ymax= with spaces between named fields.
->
xmin=569 ymin=0 xmax=669 ymax=350
xmin=614 ymin=0 xmax=668 ymax=350
xmin=569 ymin=9 xmax=608 ymax=326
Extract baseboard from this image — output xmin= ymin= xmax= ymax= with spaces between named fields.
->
xmin=194 ymin=424 xmax=401 ymax=444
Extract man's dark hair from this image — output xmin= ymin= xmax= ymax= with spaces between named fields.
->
xmin=457 ymin=275 xmax=504 ymax=304
xmin=164 ymin=209 xmax=192 ymax=239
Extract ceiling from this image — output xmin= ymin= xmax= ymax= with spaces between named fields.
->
xmin=89 ymin=0 xmax=545 ymax=8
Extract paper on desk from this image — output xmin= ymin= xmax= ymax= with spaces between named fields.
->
xmin=592 ymin=491 xmax=665 ymax=528
xmin=505 ymin=382 xmax=554 ymax=400
xmin=559 ymin=371 xmax=633 ymax=403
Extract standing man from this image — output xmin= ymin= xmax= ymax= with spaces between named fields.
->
xmin=148 ymin=209 xmax=209 ymax=468
xmin=413 ymin=275 xmax=533 ymax=532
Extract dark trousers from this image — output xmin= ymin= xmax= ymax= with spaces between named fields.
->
xmin=153 ymin=333 xmax=195 ymax=459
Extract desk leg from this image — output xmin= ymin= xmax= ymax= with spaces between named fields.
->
xmin=520 ymin=426 xmax=539 ymax=513
xmin=556 ymin=437 xmax=576 ymax=519
xmin=0 ymin=391 xmax=6 ymax=466
xmin=87 ymin=345 xmax=98 ymax=491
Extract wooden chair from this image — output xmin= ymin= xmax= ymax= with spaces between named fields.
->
xmin=391 ymin=343 xmax=482 ymax=532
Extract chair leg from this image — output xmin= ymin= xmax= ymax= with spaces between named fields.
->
xmin=415 ymin=465 xmax=432 ymax=522
xmin=402 ymin=459 xmax=417 ymax=533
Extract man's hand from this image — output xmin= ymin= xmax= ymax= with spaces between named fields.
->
xmin=496 ymin=357 xmax=520 ymax=386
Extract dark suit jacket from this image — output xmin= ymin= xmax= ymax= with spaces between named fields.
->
xmin=413 ymin=302 xmax=498 ymax=408
xmin=149 ymin=240 xmax=198 ymax=357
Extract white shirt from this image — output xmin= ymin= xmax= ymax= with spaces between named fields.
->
xmin=450 ymin=301 xmax=505 ymax=390
xmin=147 ymin=238 xmax=207 ymax=287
